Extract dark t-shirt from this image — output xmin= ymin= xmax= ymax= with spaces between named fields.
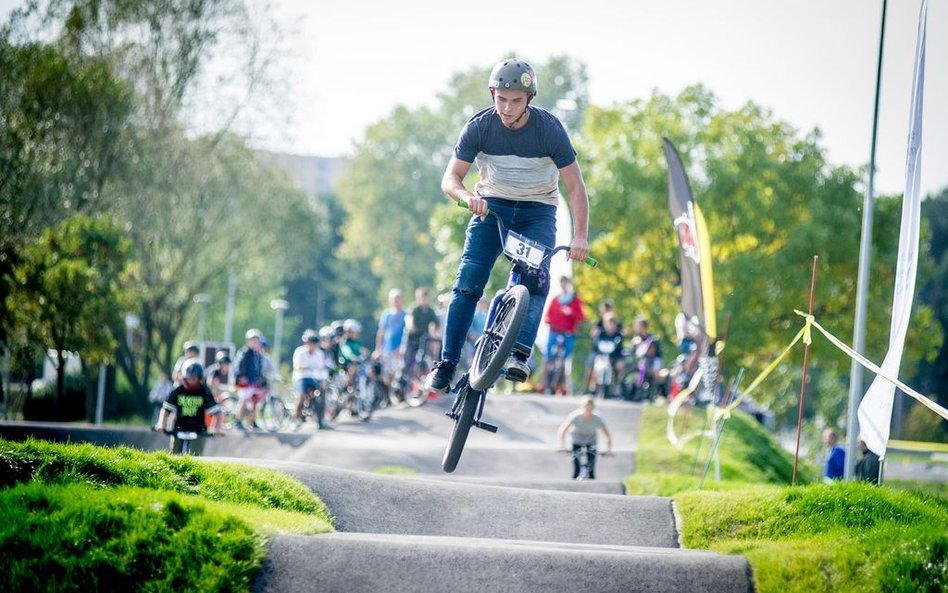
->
xmin=408 ymin=305 xmax=439 ymax=340
xmin=162 ymin=385 xmax=219 ymax=433
xmin=594 ymin=330 xmax=624 ymax=360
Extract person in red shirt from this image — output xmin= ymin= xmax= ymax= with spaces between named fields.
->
xmin=542 ymin=275 xmax=585 ymax=393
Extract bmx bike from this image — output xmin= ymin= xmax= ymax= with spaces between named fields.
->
xmin=164 ymin=428 xmax=200 ymax=455
xmin=442 ymin=200 xmax=597 ymax=472
xmin=560 ymin=445 xmax=614 ymax=480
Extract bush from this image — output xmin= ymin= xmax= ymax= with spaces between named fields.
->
xmin=901 ymin=401 xmax=947 ymax=442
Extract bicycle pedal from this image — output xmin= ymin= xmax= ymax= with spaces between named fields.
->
xmin=474 ymin=420 xmax=498 ymax=433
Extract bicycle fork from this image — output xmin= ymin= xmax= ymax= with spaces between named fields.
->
xmin=445 ymin=374 xmax=498 ymax=434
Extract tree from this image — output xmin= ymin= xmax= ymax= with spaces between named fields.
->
xmin=575 ymin=85 xmax=941 ymax=426
xmin=112 ymin=134 xmax=322 ymax=401
xmin=910 ymin=188 xmax=948 ymax=440
xmin=6 ymin=216 xmax=134 ymax=414
xmin=0 ymin=37 xmax=133 ymax=407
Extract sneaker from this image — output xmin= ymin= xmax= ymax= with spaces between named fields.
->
xmin=424 ymin=360 xmax=457 ymax=393
xmin=503 ymin=355 xmax=530 ymax=383
xmin=234 ymin=420 xmax=248 ymax=432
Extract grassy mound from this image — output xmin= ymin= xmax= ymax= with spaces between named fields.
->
xmin=0 ymin=438 xmax=332 ymax=592
xmin=676 ymin=483 xmax=948 ymax=593
xmin=626 ymin=404 xmax=818 ymax=495
xmin=627 ymin=404 xmax=948 ymax=592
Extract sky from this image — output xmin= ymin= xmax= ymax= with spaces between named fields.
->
xmin=3 ymin=0 xmax=946 ymax=198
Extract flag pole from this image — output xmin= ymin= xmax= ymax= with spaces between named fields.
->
xmin=793 ymin=256 xmax=819 ymax=486
xmin=845 ymin=0 xmax=887 ymax=481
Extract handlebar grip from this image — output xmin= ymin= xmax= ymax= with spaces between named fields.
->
xmin=457 ymin=198 xmax=489 ymax=217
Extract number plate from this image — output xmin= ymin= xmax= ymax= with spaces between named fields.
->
xmin=503 ymin=231 xmax=546 ymax=268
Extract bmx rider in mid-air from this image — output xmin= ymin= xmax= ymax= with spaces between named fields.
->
xmin=426 ymin=57 xmax=591 ymax=394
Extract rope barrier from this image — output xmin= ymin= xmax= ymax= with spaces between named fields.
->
xmin=666 ymin=311 xmax=948 ymax=452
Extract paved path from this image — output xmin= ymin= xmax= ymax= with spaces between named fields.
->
xmin=0 ymin=393 xmax=754 ymax=591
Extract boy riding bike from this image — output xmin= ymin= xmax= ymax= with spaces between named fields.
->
xmin=154 ymin=361 xmax=221 ymax=454
xmin=426 ymin=57 xmax=591 ymax=393
xmin=557 ymin=396 xmax=613 ymax=479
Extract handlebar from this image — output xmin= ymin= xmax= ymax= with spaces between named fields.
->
xmin=457 ymin=199 xmax=598 ymax=268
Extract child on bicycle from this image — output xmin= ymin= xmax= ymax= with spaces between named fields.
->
xmin=557 ymin=396 xmax=613 ymax=479
xmin=292 ymin=329 xmax=331 ymax=430
xmin=154 ymin=361 xmax=221 ymax=454
xmin=426 ymin=57 xmax=590 ymax=394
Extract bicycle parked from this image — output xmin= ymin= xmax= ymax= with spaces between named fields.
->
xmin=442 ymin=201 xmax=597 ymax=472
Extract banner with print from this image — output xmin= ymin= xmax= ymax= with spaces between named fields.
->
xmin=664 ymin=138 xmax=717 ymax=350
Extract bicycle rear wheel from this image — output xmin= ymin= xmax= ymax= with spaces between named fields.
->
xmin=468 ymin=285 xmax=529 ymax=392
xmin=442 ymin=387 xmax=479 ymax=473
xmin=258 ymin=397 xmax=288 ymax=432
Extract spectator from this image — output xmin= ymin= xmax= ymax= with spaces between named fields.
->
xmin=375 ymin=289 xmax=406 ymax=390
xmin=822 ymin=428 xmax=846 ymax=481
xmin=541 ymin=275 xmax=586 ymax=393
xmin=854 ymin=437 xmax=881 ymax=485
xmin=401 ymin=288 xmax=440 ymax=388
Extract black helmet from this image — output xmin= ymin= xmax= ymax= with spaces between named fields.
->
xmin=183 ymin=360 xmax=204 ymax=379
xmin=488 ymin=59 xmax=537 ymax=97
xmin=215 ymin=351 xmax=231 ymax=364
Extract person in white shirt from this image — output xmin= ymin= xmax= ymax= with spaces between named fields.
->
xmin=291 ymin=329 xmax=331 ymax=430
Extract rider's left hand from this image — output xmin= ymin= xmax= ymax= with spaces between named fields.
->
xmin=568 ymin=236 xmax=589 ymax=262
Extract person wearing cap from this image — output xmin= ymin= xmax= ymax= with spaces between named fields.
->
xmin=171 ymin=340 xmax=201 ymax=386
xmin=426 ymin=58 xmax=590 ymax=394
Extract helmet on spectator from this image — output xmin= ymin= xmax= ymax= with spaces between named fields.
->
xmin=215 ymin=351 xmax=231 ymax=364
xmin=318 ymin=326 xmax=334 ymax=341
xmin=331 ymin=320 xmax=345 ymax=336
xmin=181 ymin=360 xmax=204 ymax=390
xmin=302 ymin=329 xmax=319 ymax=343
xmin=488 ymin=58 xmax=537 ymax=97
xmin=183 ymin=340 xmax=200 ymax=354
xmin=245 ymin=328 xmax=264 ymax=341
xmin=343 ymin=319 xmax=362 ymax=333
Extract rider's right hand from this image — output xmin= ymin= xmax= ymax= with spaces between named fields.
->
xmin=464 ymin=196 xmax=488 ymax=219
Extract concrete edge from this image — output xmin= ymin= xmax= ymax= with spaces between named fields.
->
xmin=671 ymin=499 xmax=685 ymax=548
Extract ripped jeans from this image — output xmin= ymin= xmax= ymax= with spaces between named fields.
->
xmin=440 ymin=198 xmax=556 ymax=365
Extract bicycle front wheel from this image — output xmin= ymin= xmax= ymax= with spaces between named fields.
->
xmin=442 ymin=387 xmax=479 ymax=473
xmin=469 ymin=284 xmax=530 ymax=392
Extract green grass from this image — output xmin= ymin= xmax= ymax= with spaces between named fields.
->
xmin=371 ymin=464 xmax=421 ymax=475
xmin=0 ymin=438 xmax=333 ymax=592
xmin=626 ymin=403 xmax=818 ymax=495
xmin=628 ymin=404 xmax=948 ymax=592
xmin=676 ymin=483 xmax=948 ymax=593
